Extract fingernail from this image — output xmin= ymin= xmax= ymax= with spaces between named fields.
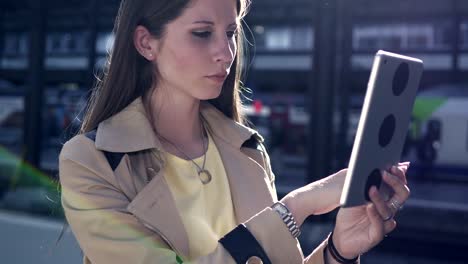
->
xmin=402 ymin=161 xmax=411 ymax=167
xmin=383 ymin=171 xmax=391 ymax=179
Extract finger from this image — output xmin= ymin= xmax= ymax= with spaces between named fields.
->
xmin=383 ymin=171 xmax=411 ymax=204
xmin=366 ymin=203 xmax=385 ymax=243
xmin=400 ymin=165 xmax=409 ymax=173
xmin=390 ymin=166 xmax=407 ymax=184
xmin=383 ymin=219 xmax=397 ymax=235
xmin=384 ymin=171 xmax=410 ymax=200
xmin=397 ymin=162 xmax=410 ymax=175
xmin=398 ymin=161 xmax=411 ymax=167
xmin=369 ymin=186 xmax=393 ymax=221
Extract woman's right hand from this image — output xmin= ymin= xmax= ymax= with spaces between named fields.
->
xmin=329 ymin=164 xmax=410 ymax=259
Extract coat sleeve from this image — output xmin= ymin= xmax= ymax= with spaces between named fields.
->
xmin=305 ymin=240 xmax=328 ymax=264
xmin=255 ymin=140 xmax=334 ymax=264
xmin=60 ymin=136 xmax=306 ymax=264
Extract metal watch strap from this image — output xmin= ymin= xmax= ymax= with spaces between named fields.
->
xmin=271 ymin=202 xmax=301 ymax=238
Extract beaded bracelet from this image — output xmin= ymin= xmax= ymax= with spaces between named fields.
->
xmin=326 ymin=232 xmax=359 ymax=264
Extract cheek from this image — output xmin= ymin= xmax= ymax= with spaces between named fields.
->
xmin=166 ymin=42 xmax=205 ymax=75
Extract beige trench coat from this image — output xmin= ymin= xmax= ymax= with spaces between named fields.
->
xmin=59 ymin=97 xmax=328 ymax=263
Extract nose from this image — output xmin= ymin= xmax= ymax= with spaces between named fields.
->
xmin=213 ymin=34 xmax=236 ymax=68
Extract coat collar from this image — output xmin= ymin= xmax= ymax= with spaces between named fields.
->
xmin=95 ymin=97 xmax=261 ymax=153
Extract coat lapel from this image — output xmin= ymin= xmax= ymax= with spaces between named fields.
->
xmin=211 ymin=135 xmax=276 ymax=223
xmin=127 ymin=163 xmax=190 ymax=259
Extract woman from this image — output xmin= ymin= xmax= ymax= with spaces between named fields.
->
xmin=59 ymin=0 xmax=411 ymax=263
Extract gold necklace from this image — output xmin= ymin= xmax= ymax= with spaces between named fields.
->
xmin=158 ymin=119 xmax=212 ymax=185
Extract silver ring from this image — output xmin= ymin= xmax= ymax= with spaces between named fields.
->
xmin=382 ymin=213 xmax=393 ymax=222
xmin=389 ymin=198 xmax=403 ymax=212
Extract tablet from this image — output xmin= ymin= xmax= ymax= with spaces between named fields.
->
xmin=340 ymin=50 xmax=424 ymax=208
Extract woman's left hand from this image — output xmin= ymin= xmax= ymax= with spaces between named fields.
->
xmin=330 ymin=163 xmax=411 ymax=259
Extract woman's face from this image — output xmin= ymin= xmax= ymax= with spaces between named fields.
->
xmin=152 ymin=0 xmax=238 ymax=102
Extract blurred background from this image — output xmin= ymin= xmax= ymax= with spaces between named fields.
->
xmin=1 ymin=0 xmax=467 ymax=263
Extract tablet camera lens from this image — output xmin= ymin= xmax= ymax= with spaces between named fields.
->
xmin=365 ymin=169 xmax=382 ymax=201
xmin=392 ymin=62 xmax=409 ymax=96
xmin=379 ymin=114 xmax=396 ymax=148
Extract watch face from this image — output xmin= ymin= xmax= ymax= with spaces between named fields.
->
xmin=275 ymin=203 xmax=288 ymax=214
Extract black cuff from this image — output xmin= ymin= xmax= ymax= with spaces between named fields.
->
xmin=219 ymin=224 xmax=272 ymax=264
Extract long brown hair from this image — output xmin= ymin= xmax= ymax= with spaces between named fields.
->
xmin=80 ymin=0 xmax=252 ymax=134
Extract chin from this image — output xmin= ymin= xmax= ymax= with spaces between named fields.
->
xmin=198 ymin=85 xmax=223 ymax=100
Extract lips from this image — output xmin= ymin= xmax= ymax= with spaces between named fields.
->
xmin=206 ymin=73 xmax=227 ymax=83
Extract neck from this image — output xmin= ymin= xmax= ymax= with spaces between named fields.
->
xmin=147 ymin=85 xmax=205 ymax=156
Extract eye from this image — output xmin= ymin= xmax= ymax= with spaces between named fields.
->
xmin=192 ymin=31 xmax=211 ymax=38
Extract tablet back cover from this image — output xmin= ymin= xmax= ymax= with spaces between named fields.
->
xmin=340 ymin=50 xmax=423 ymax=208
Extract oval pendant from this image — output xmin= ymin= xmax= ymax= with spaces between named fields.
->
xmin=198 ymin=169 xmax=212 ymax=184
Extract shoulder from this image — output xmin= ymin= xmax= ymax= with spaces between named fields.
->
xmin=59 ymin=133 xmax=100 ymax=164
xmin=59 ymin=132 xmax=122 ymax=191
xmin=59 ymin=132 xmax=117 ymax=181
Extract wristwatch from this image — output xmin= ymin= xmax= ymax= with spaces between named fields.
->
xmin=270 ymin=202 xmax=301 ymax=238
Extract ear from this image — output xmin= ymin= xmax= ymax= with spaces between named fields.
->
xmin=134 ymin=25 xmax=159 ymax=61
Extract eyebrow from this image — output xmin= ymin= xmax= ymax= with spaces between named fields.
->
xmin=193 ymin=20 xmax=238 ymax=27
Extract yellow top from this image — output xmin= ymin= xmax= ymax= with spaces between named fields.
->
xmin=163 ymin=130 xmax=237 ymax=261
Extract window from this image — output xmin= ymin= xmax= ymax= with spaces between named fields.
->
xmin=40 ymin=84 xmax=87 ymax=172
xmin=46 ymin=31 xmax=89 ymax=55
xmin=3 ymin=33 xmax=29 ymax=57
xmin=353 ymin=22 xmax=450 ymax=51
xmin=64 ymin=34 xmax=76 ymax=51
xmin=460 ymin=21 xmax=468 ymax=49
xmin=407 ymin=35 xmax=430 ymax=49
xmin=95 ymin=32 xmax=115 ymax=55
xmin=18 ymin=34 xmax=29 ymax=56
xmin=0 ymin=90 xmax=24 ymax=155
xmin=3 ymin=35 xmax=19 ymax=56
xmin=47 ymin=35 xmax=63 ymax=54
xmin=252 ymin=25 xmax=314 ymax=51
